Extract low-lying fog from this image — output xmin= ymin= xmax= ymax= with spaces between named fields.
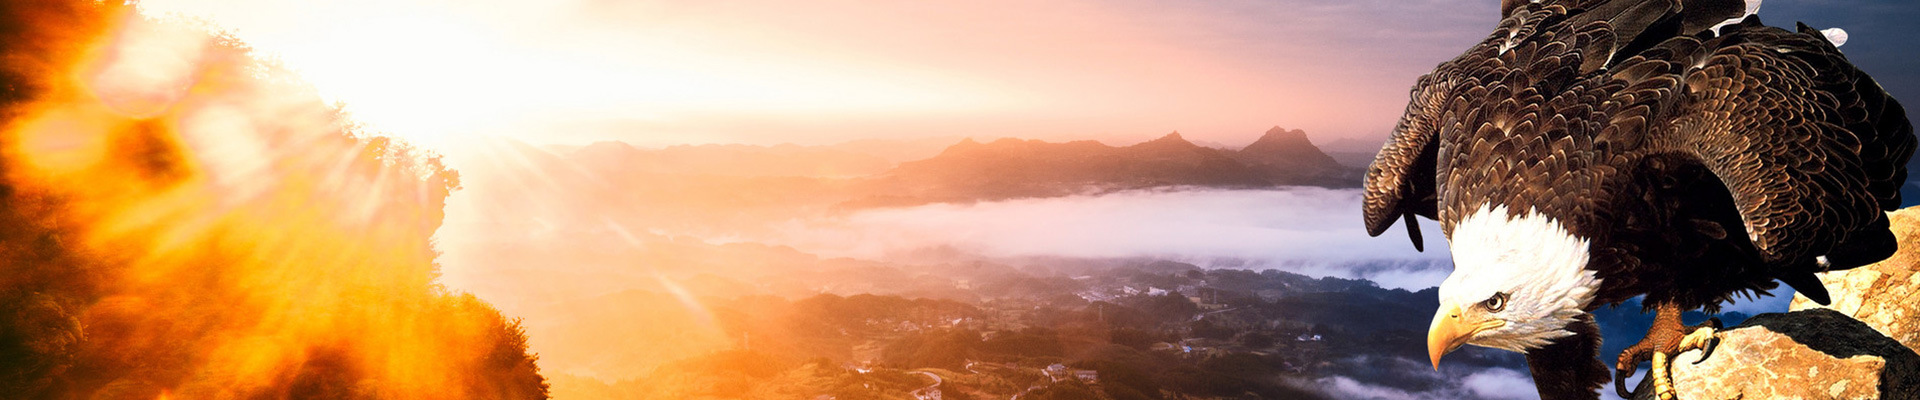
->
xmin=760 ymin=186 xmax=1790 ymax=317
xmin=758 ymin=187 xmax=1457 ymax=290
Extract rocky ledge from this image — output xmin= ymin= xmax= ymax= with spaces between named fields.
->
xmin=1643 ymin=207 xmax=1920 ymax=399
xmin=1640 ymin=309 xmax=1920 ymax=399
xmin=1790 ymin=208 xmax=1920 ymax=350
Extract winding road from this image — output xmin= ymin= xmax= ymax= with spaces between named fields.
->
xmin=910 ymin=371 xmax=942 ymax=400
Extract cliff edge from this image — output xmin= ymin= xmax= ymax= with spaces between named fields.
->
xmin=1640 ymin=309 xmax=1920 ymax=399
xmin=1790 ymin=207 xmax=1920 ymax=349
xmin=1640 ymin=207 xmax=1920 ymax=399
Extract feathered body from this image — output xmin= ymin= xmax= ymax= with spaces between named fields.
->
xmin=1366 ymin=0 xmax=1915 ymax=397
xmin=1369 ymin=0 xmax=1912 ymax=314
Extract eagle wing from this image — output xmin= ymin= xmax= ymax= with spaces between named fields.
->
xmin=1362 ymin=73 xmax=1448 ymax=250
xmin=1646 ymin=18 xmax=1915 ymax=266
xmin=1363 ymin=0 xmax=1692 ymax=249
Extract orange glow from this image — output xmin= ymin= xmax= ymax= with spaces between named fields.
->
xmin=134 ymin=0 xmax=1037 ymax=150
xmin=0 ymin=3 xmax=541 ymax=398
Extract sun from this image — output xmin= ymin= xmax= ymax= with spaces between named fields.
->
xmin=132 ymin=1 xmax=515 ymax=149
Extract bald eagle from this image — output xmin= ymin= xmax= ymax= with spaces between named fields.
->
xmin=1362 ymin=0 xmax=1916 ymax=398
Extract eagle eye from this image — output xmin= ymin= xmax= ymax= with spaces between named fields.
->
xmin=1481 ymin=292 xmax=1508 ymax=312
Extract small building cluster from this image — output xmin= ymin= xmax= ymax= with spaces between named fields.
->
xmin=1042 ymin=363 xmax=1098 ymax=384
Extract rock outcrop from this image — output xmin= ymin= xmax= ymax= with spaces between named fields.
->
xmin=1646 ymin=206 xmax=1920 ymax=399
xmin=1790 ymin=207 xmax=1920 ymax=350
xmin=1644 ymin=309 xmax=1920 ymax=399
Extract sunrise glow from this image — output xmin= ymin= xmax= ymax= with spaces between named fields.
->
xmin=128 ymin=0 xmax=1515 ymax=150
xmin=133 ymin=0 xmax=1045 ymax=149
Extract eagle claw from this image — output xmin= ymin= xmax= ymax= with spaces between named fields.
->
xmin=1614 ymin=305 xmax=1722 ymax=400
xmin=1685 ymin=318 xmax=1723 ymax=365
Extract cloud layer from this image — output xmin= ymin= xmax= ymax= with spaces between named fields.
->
xmin=1312 ymin=356 xmax=1538 ymax=400
xmin=766 ymin=187 xmax=1456 ymax=288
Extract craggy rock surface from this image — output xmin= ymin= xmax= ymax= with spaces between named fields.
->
xmin=1638 ymin=309 xmax=1920 ymax=400
xmin=1626 ymin=209 xmax=1920 ymax=399
xmin=1791 ymin=208 xmax=1920 ymax=351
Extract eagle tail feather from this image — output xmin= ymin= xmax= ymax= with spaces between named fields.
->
xmin=1405 ymin=212 xmax=1425 ymax=252
xmin=1779 ymin=272 xmax=1831 ymax=305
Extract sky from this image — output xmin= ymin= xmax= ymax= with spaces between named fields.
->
xmin=129 ymin=0 xmax=1502 ymax=150
xmin=133 ymin=0 xmax=1920 ymax=152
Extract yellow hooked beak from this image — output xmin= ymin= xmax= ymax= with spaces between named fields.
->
xmin=1427 ymin=303 xmax=1499 ymax=370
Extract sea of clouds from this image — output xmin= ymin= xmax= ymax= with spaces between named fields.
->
xmin=767 ymin=187 xmax=1794 ymax=315
xmin=771 ymin=187 xmax=1448 ymax=288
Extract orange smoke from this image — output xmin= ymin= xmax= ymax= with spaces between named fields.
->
xmin=0 ymin=1 xmax=544 ymax=398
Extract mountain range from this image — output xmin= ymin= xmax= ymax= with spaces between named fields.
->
xmin=849 ymin=126 xmax=1361 ymax=206
xmin=464 ymin=127 xmax=1367 ymax=224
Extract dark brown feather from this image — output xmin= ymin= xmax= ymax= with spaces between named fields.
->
xmin=1527 ymin=314 xmax=1610 ymax=399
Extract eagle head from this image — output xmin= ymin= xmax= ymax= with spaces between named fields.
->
xmin=1427 ymin=204 xmax=1602 ymax=369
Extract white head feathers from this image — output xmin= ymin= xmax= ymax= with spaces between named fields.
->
xmin=1440 ymin=204 xmax=1603 ymax=352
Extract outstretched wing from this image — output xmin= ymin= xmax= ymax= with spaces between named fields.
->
xmin=1362 ymin=73 xmax=1448 ymax=251
xmin=1364 ymin=0 xmax=1711 ymax=249
xmin=1647 ymin=18 xmax=1915 ymax=266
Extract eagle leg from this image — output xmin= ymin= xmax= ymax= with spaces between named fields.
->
xmin=1613 ymin=303 xmax=1722 ymax=400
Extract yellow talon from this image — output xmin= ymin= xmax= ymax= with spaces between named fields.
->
xmin=1680 ymin=327 xmax=1717 ymax=353
xmin=1653 ymin=351 xmax=1675 ymax=400
xmin=1655 ymin=327 xmax=1718 ymax=400
xmin=1615 ymin=307 xmax=1723 ymax=400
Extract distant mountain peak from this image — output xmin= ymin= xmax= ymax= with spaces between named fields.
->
xmin=582 ymin=140 xmax=638 ymax=152
xmin=1250 ymin=127 xmax=1314 ymax=150
xmin=935 ymin=137 xmax=989 ymax=156
xmin=575 ymin=140 xmax=640 ymax=160
xmin=1227 ymin=126 xmax=1359 ymax=187
xmin=1137 ymin=131 xmax=1199 ymax=149
xmin=1240 ymin=127 xmax=1325 ymax=157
